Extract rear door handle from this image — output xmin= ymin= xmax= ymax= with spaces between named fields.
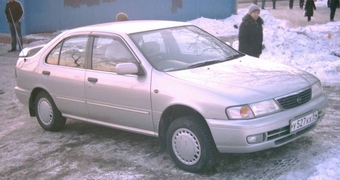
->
xmin=42 ymin=71 xmax=50 ymax=75
xmin=87 ymin=77 xmax=98 ymax=83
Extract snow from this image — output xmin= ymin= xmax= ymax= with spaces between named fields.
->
xmin=189 ymin=2 xmax=340 ymax=86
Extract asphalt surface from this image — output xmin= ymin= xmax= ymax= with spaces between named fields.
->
xmin=0 ymin=1 xmax=339 ymax=179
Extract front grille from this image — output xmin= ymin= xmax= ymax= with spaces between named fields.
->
xmin=266 ymin=122 xmax=317 ymax=145
xmin=276 ymin=88 xmax=311 ymax=109
xmin=267 ymin=126 xmax=290 ymax=141
xmin=265 ymin=110 xmax=322 ymax=145
xmin=274 ymin=123 xmax=316 ymax=145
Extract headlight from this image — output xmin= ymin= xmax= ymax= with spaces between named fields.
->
xmin=311 ymin=81 xmax=323 ymax=99
xmin=226 ymin=99 xmax=281 ymax=120
xmin=226 ymin=105 xmax=254 ymax=119
xmin=249 ymin=99 xmax=281 ymax=117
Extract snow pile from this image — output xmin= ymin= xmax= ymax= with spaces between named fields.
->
xmin=189 ymin=5 xmax=340 ymax=85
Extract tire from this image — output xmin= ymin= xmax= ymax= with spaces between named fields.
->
xmin=166 ymin=116 xmax=218 ymax=173
xmin=34 ymin=91 xmax=66 ymax=131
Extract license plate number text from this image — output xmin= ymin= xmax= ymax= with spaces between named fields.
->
xmin=290 ymin=111 xmax=318 ymax=132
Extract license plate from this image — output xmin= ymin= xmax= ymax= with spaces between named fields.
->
xmin=290 ymin=111 xmax=318 ymax=133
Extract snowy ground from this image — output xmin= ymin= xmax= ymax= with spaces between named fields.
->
xmin=0 ymin=0 xmax=339 ymax=179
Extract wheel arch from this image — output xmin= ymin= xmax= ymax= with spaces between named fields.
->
xmin=158 ymin=105 xmax=215 ymax=149
xmin=28 ymin=87 xmax=49 ymax=117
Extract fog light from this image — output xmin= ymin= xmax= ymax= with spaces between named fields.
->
xmin=247 ymin=134 xmax=264 ymax=144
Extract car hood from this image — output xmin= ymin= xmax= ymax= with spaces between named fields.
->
xmin=166 ymin=56 xmax=318 ymax=103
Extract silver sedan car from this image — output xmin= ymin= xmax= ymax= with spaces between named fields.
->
xmin=15 ymin=20 xmax=328 ymax=173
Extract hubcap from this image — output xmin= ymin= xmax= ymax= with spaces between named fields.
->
xmin=172 ymin=128 xmax=201 ymax=165
xmin=37 ymin=98 xmax=53 ymax=125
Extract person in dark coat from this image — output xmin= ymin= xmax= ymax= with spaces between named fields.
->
xmin=4 ymin=0 xmax=24 ymax=52
xmin=272 ymin=0 xmax=277 ymax=9
xmin=238 ymin=4 xmax=264 ymax=58
xmin=261 ymin=0 xmax=266 ymax=9
xmin=328 ymin=0 xmax=340 ymax=21
xmin=289 ymin=0 xmax=294 ymax=9
xmin=304 ymin=0 xmax=316 ymax=21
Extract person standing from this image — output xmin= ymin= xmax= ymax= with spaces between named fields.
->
xmin=272 ymin=0 xmax=277 ymax=9
xmin=328 ymin=0 xmax=340 ymax=21
xmin=304 ymin=0 xmax=316 ymax=21
xmin=261 ymin=0 xmax=266 ymax=9
xmin=300 ymin=0 xmax=305 ymax=9
xmin=289 ymin=0 xmax=294 ymax=9
xmin=4 ymin=0 xmax=24 ymax=52
xmin=238 ymin=4 xmax=264 ymax=58
xmin=116 ymin=12 xmax=129 ymax=21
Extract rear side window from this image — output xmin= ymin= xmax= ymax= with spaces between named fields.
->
xmin=46 ymin=36 xmax=88 ymax=68
xmin=46 ymin=43 xmax=62 ymax=65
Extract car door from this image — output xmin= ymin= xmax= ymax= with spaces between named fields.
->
xmin=85 ymin=35 xmax=154 ymax=133
xmin=40 ymin=35 xmax=89 ymax=118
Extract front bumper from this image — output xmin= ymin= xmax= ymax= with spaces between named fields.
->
xmin=207 ymin=94 xmax=328 ymax=153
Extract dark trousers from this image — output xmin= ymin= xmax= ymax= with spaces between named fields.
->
xmin=9 ymin=21 xmax=23 ymax=51
xmin=272 ymin=0 xmax=276 ymax=9
xmin=261 ymin=0 xmax=266 ymax=9
xmin=299 ymin=0 xmax=304 ymax=8
xmin=330 ymin=6 xmax=337 ymax=20
xmin=289 ymin=0 xmax=294 ymax=8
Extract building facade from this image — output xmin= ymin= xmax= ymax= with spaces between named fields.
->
xmin=1 ymin=0 xmax=236 ymax=35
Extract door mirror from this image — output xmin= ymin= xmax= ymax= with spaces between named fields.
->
xmin=116 ymin=62 xmax=143 ymax=76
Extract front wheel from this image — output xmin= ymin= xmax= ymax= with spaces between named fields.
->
xmin=35 ymin=91 xmax=66 ymax=131
xmin=166 ymin=116 xmax=218 ymax=173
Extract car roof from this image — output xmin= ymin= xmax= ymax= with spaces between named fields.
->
xmin=70 ymin=20 xmax=192 ymax=34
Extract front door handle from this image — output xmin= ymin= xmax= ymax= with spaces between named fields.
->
xmin=87 ymin=77 xmax=98 ymax=83
xmin=42 ymin=71 xmax=50 ymax=75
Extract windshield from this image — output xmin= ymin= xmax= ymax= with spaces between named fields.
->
xmin=130 ymin=25 xmax=243 ymax=72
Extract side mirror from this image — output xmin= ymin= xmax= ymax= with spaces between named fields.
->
xmin=116 ymin=62 xmax=144 ymax=76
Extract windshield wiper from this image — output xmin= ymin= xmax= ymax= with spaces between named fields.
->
xmin=187 ymin=54 xmax=245 ymax=69
xmin=187 ymin=60 xmax=223 ymax=69
xmin=224 ymin=53 xmax=245 ymax=60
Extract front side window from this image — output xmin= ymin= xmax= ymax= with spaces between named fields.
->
xmin=91 ymin=36 xmax=137 ymax=72
xmin=46 ymin=36 xmax=88 ymax=68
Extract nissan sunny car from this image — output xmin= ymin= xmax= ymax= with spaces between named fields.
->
xmin=15 ymin=20 xmax=328 ymax=173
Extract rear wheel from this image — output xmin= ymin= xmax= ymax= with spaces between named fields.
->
xmin=35 ymin=91 xmax=66 ymax=131
xmin=166 ymin=116 xmax=218 ymax=173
